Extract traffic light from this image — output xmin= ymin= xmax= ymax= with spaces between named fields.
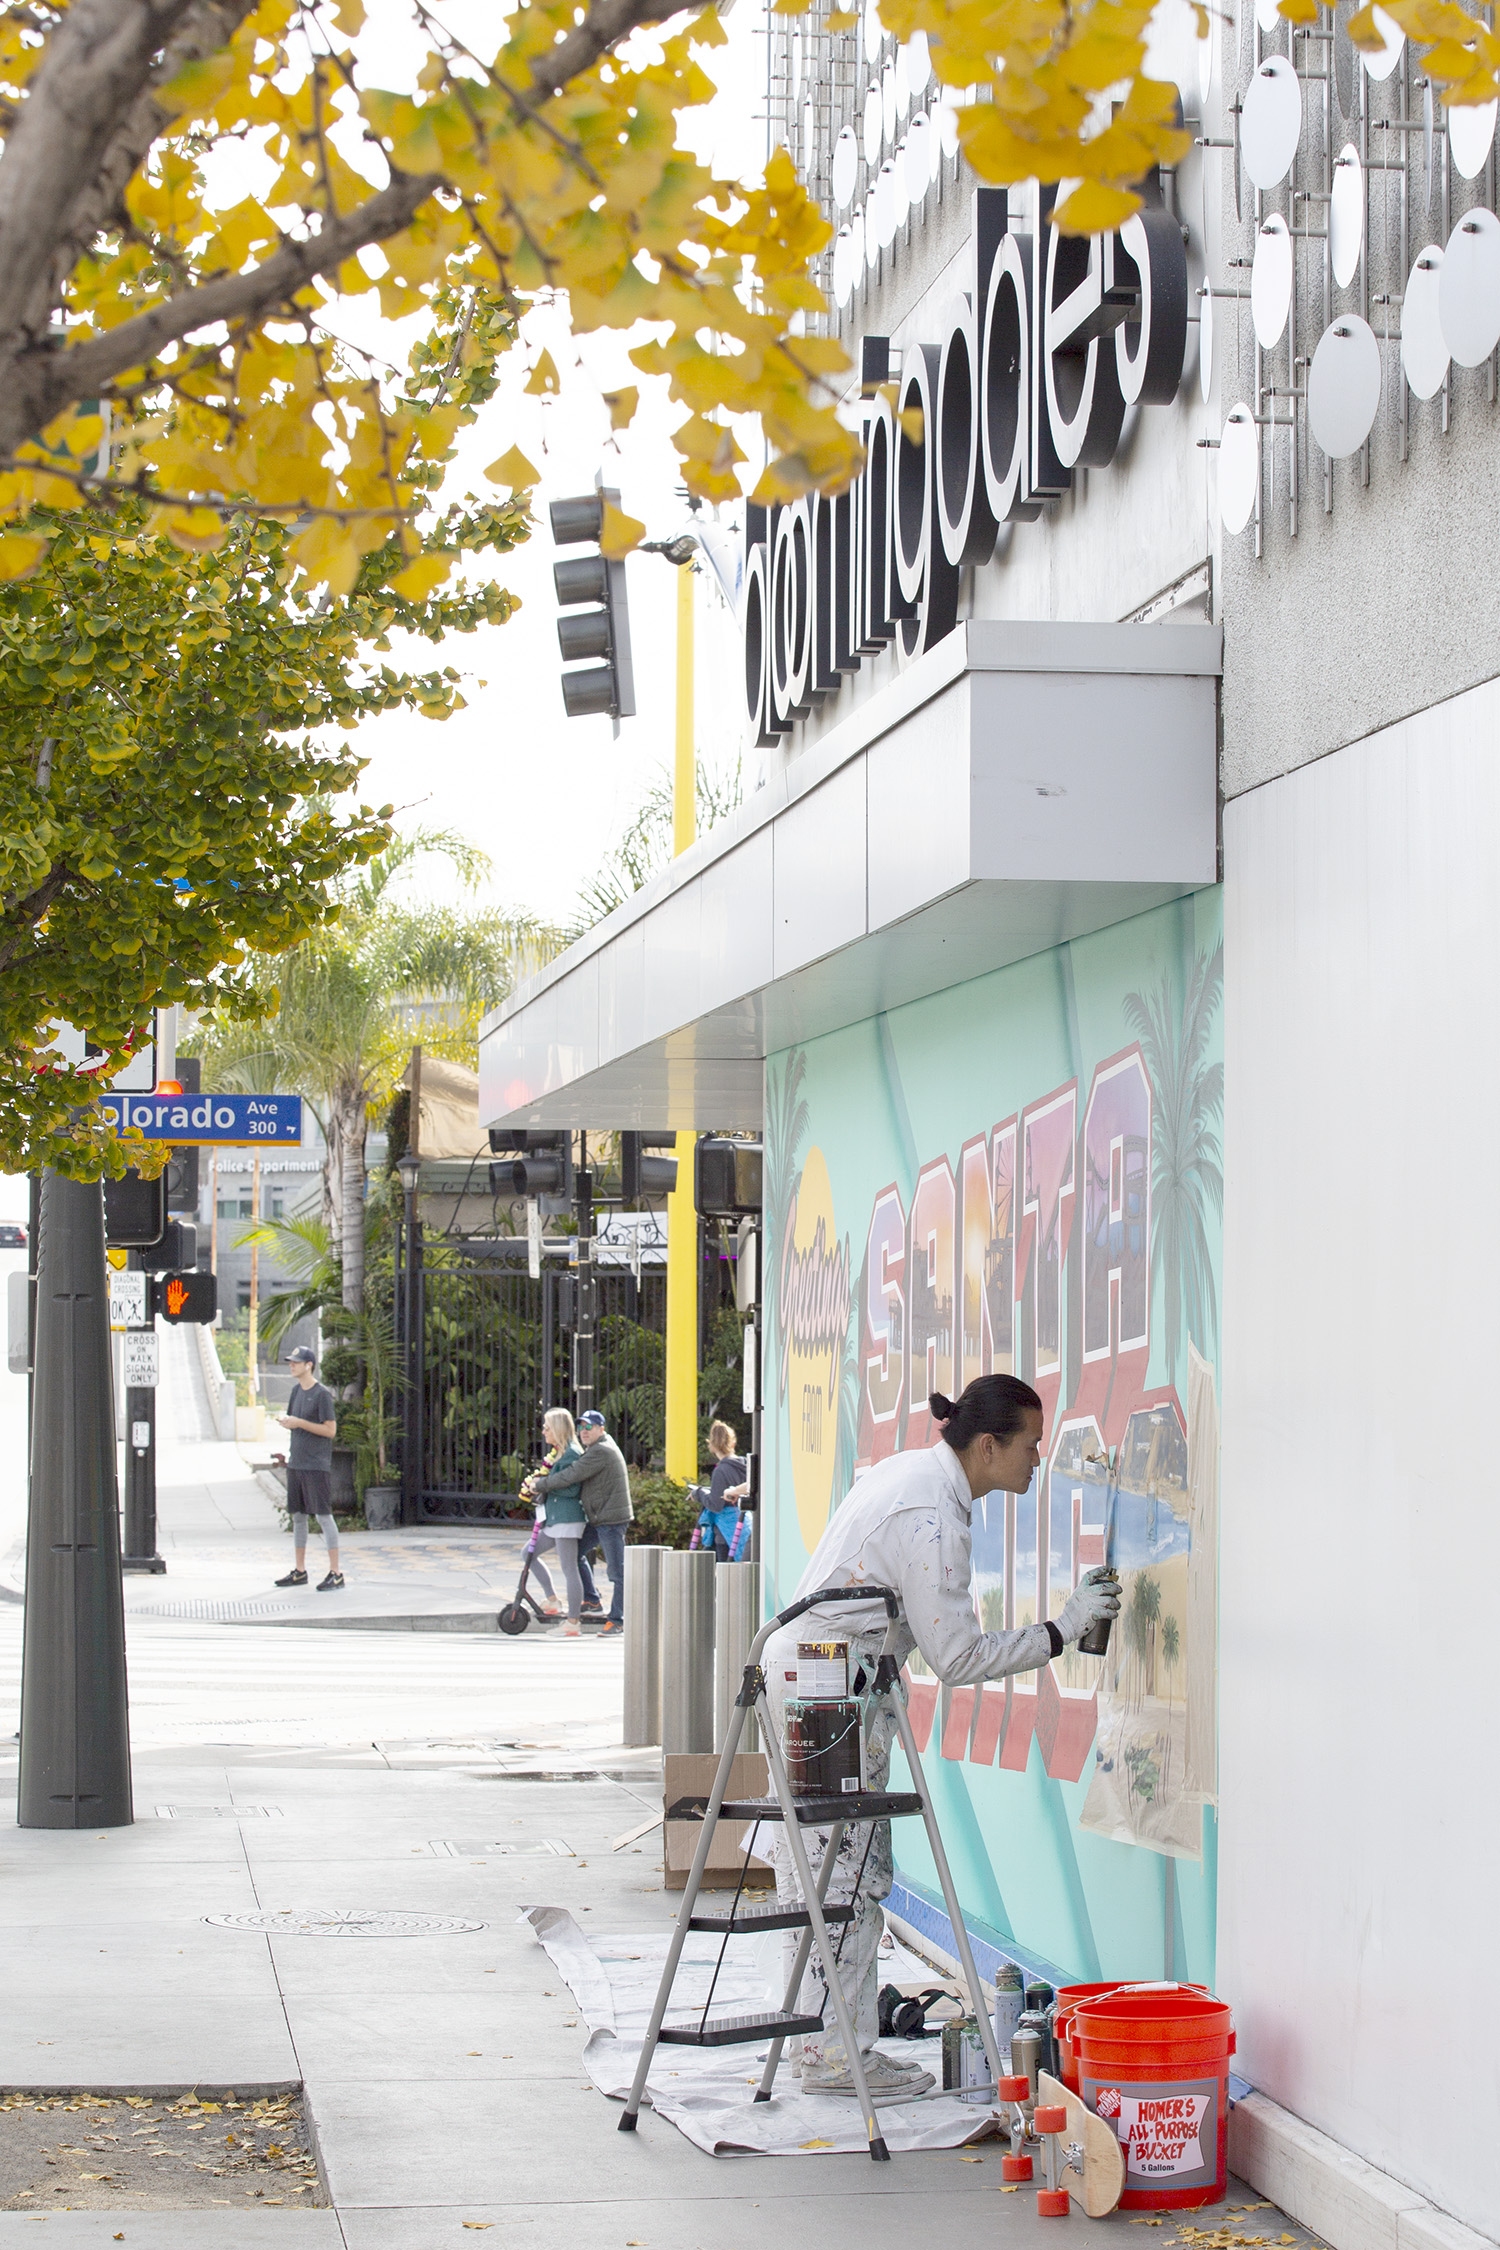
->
xmin=694 ymin=1138 xmax=763 ymax=1218
xmin=488 ymin=1129 xmax=574 ymax=1201
xmin=550 ymin=491 xmax=636 ymax=721
xmin=146 ymin=1220 xmax=198 ymax=1273
xmin=155 ymin=1270 xmax=217 ymax=1325
xmin=621 ymin=1131 xmax=678 ymax=1205
xmin=104 ymin=1168 xmax=165 ymax=1249
xmin=164 ymin=1145 xmax=199 ymax=1213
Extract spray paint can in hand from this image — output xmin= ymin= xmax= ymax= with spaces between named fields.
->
xmin=1077 ymin=1565 xmax=1121 ymax=1657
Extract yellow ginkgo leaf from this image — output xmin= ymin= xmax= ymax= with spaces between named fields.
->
xmin=898 ymin=405 xmax=925 ymax=444
xmin=391 ymin=553 xmax=454 ymax=602
xmin=827 ymin=7 xmax=858 ymax=27
xmin=0 ymin=533 xmax=50 ymax=580
xmin=485 ymin=445 xmax=539 ymax=490
xmin=1052 ymin=177 xmax=1144 ymax=234
xmin=599 ymin=501 xmax=645 ymax=556
xmin=331 ymin=0 xmax=365 ymax=30
xmin=603 ymin=386 xmax=639 ymax=428
xmin=525 ymin=349 xmax=561 ymax=396
xmin=164 ymin=507 xmax=229 ymax=554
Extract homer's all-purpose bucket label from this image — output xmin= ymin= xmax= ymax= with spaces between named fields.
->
xmin=1080 ymin=2075 xmax=1220 ymax=2188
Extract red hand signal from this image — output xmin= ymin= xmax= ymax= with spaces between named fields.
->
xmin=166 ymin=1278 xmax=187 ymax=1316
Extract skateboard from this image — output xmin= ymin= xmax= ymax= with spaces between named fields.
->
xmin=1036 ymin=2068 xmax=1126 ymax=2218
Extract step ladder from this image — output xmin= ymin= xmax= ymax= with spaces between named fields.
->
xmin=619 ymin=1585 xmax=1008 ymax=2160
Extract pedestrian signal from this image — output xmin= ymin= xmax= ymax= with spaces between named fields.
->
xmin=155 ymin=1270 xmax=217 ymax=1324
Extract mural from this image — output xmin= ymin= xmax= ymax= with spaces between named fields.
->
xmin=764 ymin=897 xmax=1223 ymax=1901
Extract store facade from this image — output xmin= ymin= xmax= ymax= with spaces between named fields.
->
xmin=479 ymin=4 xmax=1498 ymax=2240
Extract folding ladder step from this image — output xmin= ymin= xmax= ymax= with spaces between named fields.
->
xmin=658 ymin=2009 xmax=825 ymax=2048
xmin=666 ymin=1791 xmax=924 ymax=1825
xmin=687 ymin=1903 xmax=856 ymax=1935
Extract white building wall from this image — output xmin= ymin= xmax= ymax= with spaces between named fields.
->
xmin=1220 ymin=678 xmax=1500 ymax=2240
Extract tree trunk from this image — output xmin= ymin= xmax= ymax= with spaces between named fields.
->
xmin=340 ymin=1095 xmax=366 ymax=1317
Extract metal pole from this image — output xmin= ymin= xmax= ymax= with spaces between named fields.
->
xmin=573 ymin=1136 xmax=595 ymax=1418
xmin=665 ymin=563 xmax=699 ymax=1483
xmin=714 ymin=1558 xmax=760 ymax=1751
xmin=623 ymin=1544 xmax=664 ymax=1746
xmin=19 ymin=1171 xmax=132 ymax=1829
xmin=661 ymin=1548 xmax=717 ymax=1753
xmin=122 ymin=1375 xmax=164 ymax=1573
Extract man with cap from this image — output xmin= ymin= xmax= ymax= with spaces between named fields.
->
xmin=274 ymin=1346 xmax=344 ymax=1591
xmin=531 ymin=1410 xmax=633 ymax=1634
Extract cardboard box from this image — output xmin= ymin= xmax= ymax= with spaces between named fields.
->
xmin=662 ymin=1751 xmax=776 ymax=1891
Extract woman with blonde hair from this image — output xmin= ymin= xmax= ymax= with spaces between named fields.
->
xmin=696 ymin=1418 xmax=747 ymax=1560
xmin=522 ymin=1407 xmax=591 ymax=1636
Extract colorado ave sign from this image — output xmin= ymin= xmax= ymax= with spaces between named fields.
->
xmin=98 ymin=1092 xmax=303 ymax=1146
xmin=744 ymin=185 xmax=1189 ymax=740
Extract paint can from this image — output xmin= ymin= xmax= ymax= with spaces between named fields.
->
xmin=992 ymin=1961 xmax=1024 ymax=2070
xmin=941 ymin=2014 xmax=991 ymax=2103
xmin=796 ymin=1640 xmax=849 ymax=1697
xmin=783 ymin=1697 xmax=863 ymax=1797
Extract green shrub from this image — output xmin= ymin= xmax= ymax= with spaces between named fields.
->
xmin=627 ymin=1470 xmax=699 ymax=1549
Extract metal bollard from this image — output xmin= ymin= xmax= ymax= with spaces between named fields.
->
xmin=714 ymin=1559 xmax=761 ymax=1752
xmin=622 ymin=1544 xmax=664 ymax=1747
xmin=660 ymin=1548 xmax=717 ymax=1755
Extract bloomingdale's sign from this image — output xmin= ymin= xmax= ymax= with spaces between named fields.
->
xmin=743 ymin=185 xmax=1188 ymax=742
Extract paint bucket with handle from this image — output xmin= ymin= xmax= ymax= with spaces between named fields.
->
xmin=1070 ymin=1983 xmax=1235 ymax=2210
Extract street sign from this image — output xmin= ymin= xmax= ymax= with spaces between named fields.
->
xmin=121 ymin=1330 xmax=159 ymax=1388
xmin=98 ymin=1092 xmax=302 ymax=1146
xmin=109 ymin=1272 xmax=147 ymax=1331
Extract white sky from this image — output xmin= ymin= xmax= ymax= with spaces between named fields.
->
xmin=293 ymin=0 xmax=771 ymax=929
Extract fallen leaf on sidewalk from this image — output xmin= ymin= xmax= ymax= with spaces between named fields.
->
xmin=462 ymin=2225 xmax=493 ymax=2232
xmin=959 ymin=2154 xmax=983 ymax=2161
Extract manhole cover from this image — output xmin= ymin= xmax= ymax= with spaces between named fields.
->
xmin=133 ymin=1599 xmax=299 ymax=1622
xmin=205 ymin=1910 xmax=485 ymax=1937
xmin=428 ymin=1839 xmax=573 ymax=1857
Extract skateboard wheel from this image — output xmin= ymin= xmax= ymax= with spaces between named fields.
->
xmin=1037 ymin=2188 xmax=1071 ymax=2218
xmin=1001 ymin=2153 xmax=1034 ymax=2181
xmin=998 ymin=2075 xmax=1031 ymax=2101
xmin=1033 ymin=2104 xmax=1068 ymax=2134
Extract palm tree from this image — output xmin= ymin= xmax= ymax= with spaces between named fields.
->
xmin=1123 ymin=940 xmax=1224 ymax=1391
xmin=1161 ymin=1611 xmax=1180 ymax=1704
xmin=193 ymin=830 xmax=562 ymax=1313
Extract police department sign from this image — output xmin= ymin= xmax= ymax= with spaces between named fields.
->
xmin=744 ymin=186 xmax=1189 ymax=741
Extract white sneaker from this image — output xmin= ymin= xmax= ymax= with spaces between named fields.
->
xmin=801 ymin=2049 xmax=936 ymax=2103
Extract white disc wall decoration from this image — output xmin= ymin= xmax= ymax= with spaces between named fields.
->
xmin=1255 ymin=0 xmax=1280 ymax=29
xmin=832 ymin=125 xmax=858 ymax=210
xmin=1252 ymin=215 xmax=1293 ymax=347
xmin=834 ymin=226 xmax=855 ymax=308
xmin=864 ymin=83 xmax=883 ymax=166
xmin=894 ymin=40 xmax=910 ymax=114
xmin=936 ymin=92 xmax=961 ymax=159
xmin=1441 ymin=207 xmax=1500 ymax=363
xmin=906 ymin=110 xmax=933 ymax=200
xmin=864 ymin=0 xmax=883 ymax=66
xmin=875 ymin=159 xmax=899 ymax=247
xmin=1199 ymin=288 xmax=1214 ymax=402
xmin=1448 ymin=96 xmax=1497 ymax=181
xmin=1219 ymin=404 xmax=1259 ymax=533
xmin=1361 ymin=4 xmax=1403 ymax=79
xmin=1401 ymin=246 xmax=1449 ymax=398
xmin=1330 ymin=145 xmax=1364 ymax=288
xmin=882 ymin=59 xmax=899 ymax=144
xmin=907 ymin=31 xmax=931 ymax=97
xmin=1308 ymin=316 xmax=1382 ymax=455
xmin=1241 ymin=57 xmax=1302 ymax=190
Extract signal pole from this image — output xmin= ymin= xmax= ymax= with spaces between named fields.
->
xmin=665 ymin=557 xmax=700 ymax=1484
xmin=19 ymin=1171 xmax=133 ymax=1829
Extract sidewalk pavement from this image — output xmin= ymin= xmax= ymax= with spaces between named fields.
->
xmin=0 ymin=1353 xmax=1326 ymax=2247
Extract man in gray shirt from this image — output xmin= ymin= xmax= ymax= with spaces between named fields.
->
xmin=534 ymin=1411 xmax=632 ymax=1633
xmin=274 ymin=1346 xmax=343 ymax=1590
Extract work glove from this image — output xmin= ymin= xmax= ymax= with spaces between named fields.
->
xmin=1056 ymin=1567 xmax=1121 ymax=1645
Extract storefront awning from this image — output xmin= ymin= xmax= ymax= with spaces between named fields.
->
xmin=478 ymin=618 xmax=1221 ymax=1131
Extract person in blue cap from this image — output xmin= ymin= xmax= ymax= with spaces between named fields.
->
xmin=531 ymin=1410 xmax=633 ymax=1634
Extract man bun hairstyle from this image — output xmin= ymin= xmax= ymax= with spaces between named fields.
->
xmin=929 ymin=1374 xmax=1043 ymax=1451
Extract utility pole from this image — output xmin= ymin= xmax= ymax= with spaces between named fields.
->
xmin=573 ymin=1133 xmax=595 ymax=1418
xmin=19 ymin=1171 xmax=132 ymax=1829
xmin=665 ymin=556 xmax=700 ymax=1483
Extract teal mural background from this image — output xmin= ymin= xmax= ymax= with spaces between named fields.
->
xmin=763 ymin=888 xmax=1224 ymax=1985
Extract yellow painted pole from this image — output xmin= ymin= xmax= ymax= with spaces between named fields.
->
xmin=665 ymin=560 xmax=699 ymax=1485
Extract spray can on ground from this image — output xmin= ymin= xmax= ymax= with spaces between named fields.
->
xmin=941 ymin=2014 xmax=991 ymax=2103
xmin=992 ymin=1961 xmax=1024 ymax=2072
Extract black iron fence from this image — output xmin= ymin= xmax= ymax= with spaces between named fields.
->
xmin=396 ymin=1231 xmax=669 ymax=1524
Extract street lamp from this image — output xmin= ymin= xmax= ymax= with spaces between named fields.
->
xmin=396 ymin=1151 xmax=420 ymax=1525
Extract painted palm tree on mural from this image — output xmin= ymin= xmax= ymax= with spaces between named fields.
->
xmin=1124 ymin=940 xmax=1224 ymax=1391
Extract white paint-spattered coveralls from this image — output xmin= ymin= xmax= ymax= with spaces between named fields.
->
xmin=764 ymin=1440 xmax=1053 ymax=2070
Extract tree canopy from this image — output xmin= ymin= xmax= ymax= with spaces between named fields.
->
xmin=1 ymin=492 xmax=527 ymax=1179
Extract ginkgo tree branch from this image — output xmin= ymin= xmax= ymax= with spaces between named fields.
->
xmin=7 ymin=169 xmax=441 ymax=451
xmin=527 ymin=0 xmax=694 ymax=97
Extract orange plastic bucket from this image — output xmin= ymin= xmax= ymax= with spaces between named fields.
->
xmin=1052 ymin=1981 xmax=1208 ymax=2093
xmin=1070 ymin=1984 xmax=1235 ymax=2210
